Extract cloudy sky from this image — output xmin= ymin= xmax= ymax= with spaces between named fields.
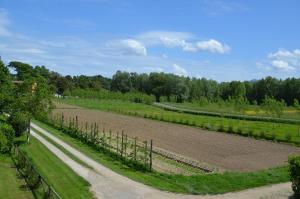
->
xmin=0 ymin=0 xmax=300 ymax=81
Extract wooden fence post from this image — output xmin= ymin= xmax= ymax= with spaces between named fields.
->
xmin=144 ymin=141 xmax=148 ymax=168
xmin=134 ymin=137 xmax=137 ymax=161
xmin=109 ymin=130 xmax=112 ymax=152
xmin=124 ymin=134 xmax=127 ymax=158
xmin=121 ymin=131 xmax=124 ymax=158
xmin=150 ymin=139 xmax=153 ymax=171
xmin=61 ymin=113 xmax=64 ymax=129
xmin=117 ymin=132 xmax=119 ymax=155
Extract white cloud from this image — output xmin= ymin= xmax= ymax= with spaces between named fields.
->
xmin=267 ymin=49 xmax=300 ymax=71
xmin=271 ymin=60 xmax=295 ymax=71
xmin=0 ymin=9 xmax=11 ymax=36
xmin=137 ymin=31 xmax=193 ymax=46
xmin=107 ymin=39 xmax=147 ymax=56
xmin=172 ymin=64 xmax=188 ymax=76
xmin=137 ymin=31 xmax=230 ymax=54
xmin=196 ymin=39 xmax=230 ymax=54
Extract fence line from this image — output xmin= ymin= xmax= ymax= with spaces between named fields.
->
xmin=12 ymin=146 xmax=62 ymax=199
xmin=48 ymin=113 xmax=153 ymax=171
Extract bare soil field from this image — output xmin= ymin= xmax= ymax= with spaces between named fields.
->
xmin=53 ymin=102 xmax=300 ymax=172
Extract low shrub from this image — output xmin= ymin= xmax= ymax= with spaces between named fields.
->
xmin=247 ymin=129 xmax=253 ymax=137
xmin=218 ymin=124 xmax=225 ymax=132
xmin=237 ymin=127 xmax=243 ymax=135
xmin=259 ymin=131 xmax=266 ymax=139
xmin=8 ymin=112 xmax=29 ymax=136
xmin=227 ymin=125 xmax=234 ymax=134
xmin=0 ymin=123 xmax=15 ymax=153
xmin=288 ymin=156 xmax=300 ymax=197
xmin=271 ymin=132 xmax=276 ymax=140
xmin=285 ymin=133 xmax=292 ymax=142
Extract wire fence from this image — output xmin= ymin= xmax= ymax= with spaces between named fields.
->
xmin=46 ymin=113 xmax=153 ymax=171
xmin=12 ymin=146 xmax=62 ymax=199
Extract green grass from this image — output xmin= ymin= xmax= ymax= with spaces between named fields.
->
xmin=56 ymin=98 xmax=300 ymax=145
xmin=31 ymin=126 xmax=93 ymax=170
xmin=0 ymin=154 xmax=34 ymax=199
xmin=162 ymin=101 xmax=300 ymax=120
xmin=33 ymin=119 xmax=291 ymax=195
xmin=19 ymin=137 xmax=94 ymax=199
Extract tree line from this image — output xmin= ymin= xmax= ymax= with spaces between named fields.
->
xmin=5 ymin=61 xmax=300 ymax=106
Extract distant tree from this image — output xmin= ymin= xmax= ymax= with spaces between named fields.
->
xmin=8 ymin=61 xmax=34 ymax=80
xmin=111 ymin=71 xmax=132 ymax=93
xmin=0 ymin=59 xmax=12 ymax=113
xmin=149 ymin=72 xmax=168 ymax=102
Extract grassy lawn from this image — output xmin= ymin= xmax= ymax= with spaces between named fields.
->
xmin=19 ymin=137 xmax=94 ymax=199
xmin=33 ymin=119 xmax=291 ymax=195
xmin=0 ymin=154 xmax=34 ymax=199
xmin=162 ymin=101 xmax=300 ymax=120
xmin=56 ymin=98 xmax=300 ymax=145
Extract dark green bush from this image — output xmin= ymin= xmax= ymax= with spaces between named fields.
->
xmin=247 ymin=129 xmax=253 ymax=137
xmin=289 ymin=156 xmax=300 ymax=197
xmin=8 ymin=112 xmax=30 ymax=136
xmin=227 ymin=125 xmax=234 ymax=134
xmin=285 ymin=133 xmax=292 ymax=142
xmin=271 ymin=132 xmax=276 ymax=140
xmin=218 ymin=124 xmax=225 ymax=132
xmin=0 ymin=123 xmax=15 ymax=153
xmin=237 ymin=127 xmax=242 ymax=135
xmin=259 ymin=131 xmax=266 ymax=139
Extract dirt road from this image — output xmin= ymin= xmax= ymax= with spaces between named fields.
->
xmin=30 ymin=122 xmax=294 ymax=199
xmin=53 ymin=102 xmax=300 ymax=171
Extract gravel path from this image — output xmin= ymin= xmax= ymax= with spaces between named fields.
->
xmin=54 ymin=102 xmax=300 ymax=171
xmin=30 ymin=122 xmax=294 ymax=199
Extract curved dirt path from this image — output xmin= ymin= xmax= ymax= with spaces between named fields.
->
xmin=30 ymin=122 xmax=293 ymax=199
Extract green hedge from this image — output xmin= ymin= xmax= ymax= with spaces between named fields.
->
xmin=289 ymin=156 xmax=300 ymax=197
xmin=0 ymin=122 xmax=15 ymax=153
xmin=154 ymin=103 xmax=300 ymax=125
xmin=64 ymin=89 xmax=155 ymax=104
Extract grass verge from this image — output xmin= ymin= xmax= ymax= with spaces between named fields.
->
xmin=0 ymin=154 xmax=34 ymax=199
xmin=33 ymin=119 xmax=291 ymax=195
xmin=19 ymin=136 xmax=94 ymax=199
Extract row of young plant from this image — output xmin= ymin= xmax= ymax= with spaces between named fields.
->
xmin=153 ymin=103 xmax=300 ymax=125
xmin=64 ymin=89 xmax=155 ymax=104
xmin=45 ymin=113 xmax=153 ymax=171
xmin=103 ymin=109 xmax=300 ymax=146
xmin=12 ymin=145 xmax=62 ymax=199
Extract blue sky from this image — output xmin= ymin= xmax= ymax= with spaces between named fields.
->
xmin=0 ymin=0 xmax=300 ymax=81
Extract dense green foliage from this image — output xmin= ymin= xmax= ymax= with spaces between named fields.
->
xmin=6 ymin=61 xmax=300 ymax=106
xmin=0 ymin=59 xmax=53 ymax=137
xmin=289 ymin=156 xmax=300 ymax=197
xmin=34 ymin=120 xmax=290 ymax=195
xmin=57 ymin=98 xmax=300 ymax=145
xmin=0 ymin=122 xmax=14 ymax=153
xmin=65 ymin=88 xmax=155 ymax=104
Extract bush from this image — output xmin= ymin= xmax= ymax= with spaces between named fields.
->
xmin=247 ymin=129 xmax=253 ymax=137
xmin=0 ymin=123 xmax=15 ymax=153
xmin=271 ymin=132 xmax=276 ymax=140
xmin=218 ymin=124 xmax=225 ymax=132
xmin=237 ymin=127 xmax=243 ymax=135
xmin=8 ymin=112 xmax=30 ymax=136
xmin=259 ymin=131 xmax=266 ymax=139
xmin=289 ymin=156 xmax=300 ymax=197
xmin=285 ymin=133 xmax=292 ymax=142
xmin=227 ymin=125 xmax=234 ymax=134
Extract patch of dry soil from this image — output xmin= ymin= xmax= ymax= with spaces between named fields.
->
xmin=53 ymin=102 xmax=300 ymax=171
